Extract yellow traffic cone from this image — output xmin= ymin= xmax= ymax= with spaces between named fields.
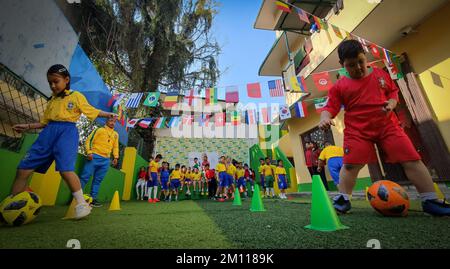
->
xmin=62 ymin=198 xmax=77 ymax=220
xmin=109 ymin=191 xmax=121 ymax=211
xmin=434 ymin=183 xmax=445 ymax=200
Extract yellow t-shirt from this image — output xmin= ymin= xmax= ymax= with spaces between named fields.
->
xmin=149 ymin=160 xmax=160 ymax=173
xmin=185 ymin=171 xmax=192 ymax=180
xmin=216 ymin=163 xmax=226 ymax=172
xmin=263 ymin=164 xmax=276 ymax=177
xmin=191 ymin=172 xmax=201 ymax=181
xmin=85 ymin=126 xmax=119 ymax=159
xmin=180 ymin=171 xmax=186 ymax=181
xmin=318 ymin=146 xmax=344 ymax=162
xmin=236 ymin=168 xmax=245 ymax=179
xmin=41 ymin=90 xmax=100 ymax=125
xmin=258 ymin=165 xmax=264 ymax=174
xmin=170 ymin=170 xmax=181 ymax=180
xmin=275 ymin=167 xmax=286 ymax=176
xmin=226 ymin=164 xmax=236 ymax=177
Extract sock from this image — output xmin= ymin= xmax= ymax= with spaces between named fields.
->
xmin=271 ymin=188 xmax=275 ymax=197
xmin=153 ymin=186 xmax=158 ymax=199
xmin=148 ymin=187 xmax=153 ymax=199
xmin=420 ymin=192 xmax=438 ymax=202
xmin=72 ymin=190 xmax=86 ymax=205
xmin=338 ymin=193 xmax=350 ymax=201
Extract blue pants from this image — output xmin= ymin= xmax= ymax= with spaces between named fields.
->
xmin=80 ymin=154 xmax=111 ymax=199
xmin=148 ymin=172 xmax=159 ymax=187
xmin=277 ymin=175 xmax=288 ymax=190
xmin=219 ymin=172 xmax=228 ymax=187
xmin=18 ymin=122 xmax=78 ymax=173
xmin=328 ymin=157 xmax=343 ymax=185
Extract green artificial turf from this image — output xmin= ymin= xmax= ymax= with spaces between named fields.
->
xmin=0 ymin=200 xmax=232 ymax=249
xmin=1 ymin=197 xmax=450 ymax=249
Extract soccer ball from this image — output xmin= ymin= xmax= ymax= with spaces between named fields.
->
xmin=367 ymin=180 xmax=410 ymax=217
xmin=0 ymin=191 xmax=42 ymax=226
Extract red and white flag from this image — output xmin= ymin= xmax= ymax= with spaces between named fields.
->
xmin=312 ymin=72 xmax=333 ymax=91
xmin=215 ymin=112 xmax=225 ymax=127
xmin=268 ymin=79 xmax=284 ymax=97
xmin=126 ymin=118 xmax=139 ymax=128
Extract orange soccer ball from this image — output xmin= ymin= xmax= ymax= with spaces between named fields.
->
xmin=367 ymin=180 xmax=410 ymax=217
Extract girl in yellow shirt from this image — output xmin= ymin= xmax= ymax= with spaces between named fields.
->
xmin=8 ymin=64 xmax=116 ymax=220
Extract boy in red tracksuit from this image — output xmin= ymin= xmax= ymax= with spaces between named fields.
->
xmin=319 ymin=39 xmax=450 ymax=216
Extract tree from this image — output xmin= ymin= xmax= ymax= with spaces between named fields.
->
xmin=77 ymin=0 xmax=221 ymax=158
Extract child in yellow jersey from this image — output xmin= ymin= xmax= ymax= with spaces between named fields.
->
xmin=225 ymin=157 xmax=237 ymax=200
xmin=263 ymin=157 xmax=277 ymax=198
xmin=169 ymin=164 xmax=182 ymax=201
xmin=179 ymin=165 xmax=187 ymax=193
xmin=184 ymin=167 xmax=193 ymax=196
xmin=258 ymin=158 xmax=266 ymax=197
xmin=8 ymin=64 xmax=116 ymax=220
xmin=215 ymin=156 xmax=227 ymax=201
xmin=148 ymin=154 xmax=162 ymax=203
xmin=236 ymin=162 xmax=246 ymax=197
xmin=191 ymin=167 xmax=202 ymax=194
xmin=275 ymin=160 xmax=288 ymax=199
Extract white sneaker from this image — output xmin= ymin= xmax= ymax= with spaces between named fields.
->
xmin=74 ymin=203 xmax=92 ymax=219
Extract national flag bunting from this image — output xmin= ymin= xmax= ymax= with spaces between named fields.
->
xmin=168 ymin=117 xmax=181 ymax=128
xmin=279 ymin=105 xmax=291 ymax=120
xmin=199 ymin=114 xmax=211 ymax=127
xmin=331 ymin=24 xmax=343 ymax=39
xmin=153 ymin=117 xmax=166 ymax=128
xmin=230 ymin=111 xmax=240 ymax=126
xmin=163 ymin=91 xmax=178 ymax=108
xmin=369 ymin=44 xmax=382 ymax=59
xmin=295 ymin=7 xmax=309 ymax=23
xmin=312 ymin=72 xmax=333 ymax=91
xmin=294 ymin=102 xmax=308 ymax=118
xmin=259 ymin=106 xmax=269 ymax=125
xmin=127 ymin=118 xmax=139 ymax=128
xmin=268 ymin=79 xmax=284 ymax=97
xmin=215 ymin=112 xmax=225 ymax=127
xmin=125 ymin=92 xmax=144 ymax=108
xmin=245 ymin=109 xmax=257 ymax=125
xmin=225 ymin=86 xmax=239 ymax=103
xmin=314 ymin=97 xmax=329 ymax=113
xmin=290 ymin=76 xmax=307 ymax=92
xmin=138 ymin=118 xmax=152 ymax=128
xmin=107 ymin=93 xmax=126 ymax=107
xmin=184 ymin=89 xmax=197 ymax=107
xmin=143 ymin=92 xmax=160 ymax=107
xmin=182 ymin=114 xmax=194 ymax=126
xmin=247 ymin=82 xmax=262 ymax=98
xmin=275 ymin=1 xmax=291 ymax=13
xmin=205 ymin=87 xmax=218 ymax=105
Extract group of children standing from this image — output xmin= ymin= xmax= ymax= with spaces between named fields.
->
xmin=135 ymin=153 xmax=291 ymax=203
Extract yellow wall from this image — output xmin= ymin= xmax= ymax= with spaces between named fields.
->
xmin=390 ymin=2 xmax=450 ymax=151
xmin=29 ymin=162 xmax=62 ymax=206
xmin=120 ymin=147 xmax=137 ymax=201
xmin=286 ymin=105 xmax=370 ymax=185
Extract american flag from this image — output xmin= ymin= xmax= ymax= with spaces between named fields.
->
xmin=268 ymin=79 xmax=284 ymax=97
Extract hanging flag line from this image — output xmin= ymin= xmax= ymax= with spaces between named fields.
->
xmin=274 ymin=0 xmax=397 ymax=56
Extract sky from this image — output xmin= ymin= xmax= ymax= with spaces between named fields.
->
xmin=213 ymin=0 xmax=286 ymax=107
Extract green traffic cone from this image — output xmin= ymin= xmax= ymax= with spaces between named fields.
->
xmin=232 ymin=188 xmax=242 ymax=206
xmin=305 ymin=175 xmax=348 ymax=232
xmin=250 ymin=184 xmax=266 ymax=212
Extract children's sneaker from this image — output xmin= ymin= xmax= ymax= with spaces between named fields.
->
xmin=74 ymin=203 xmax=91 ymax=219
xmin=201 ymin=192 xmax=204 ymax=196
xmin=90 ymin=199 xmax=103 ymax=208
xmin=422 ymin=199 xmax=450 ymax=216
xmin=154 ymin=198 xmax=160 ymax=202
xmin=333 ymin=194 xmax=351 ymax=214
xmin=148 ymin=198 xmax=154 ymax=203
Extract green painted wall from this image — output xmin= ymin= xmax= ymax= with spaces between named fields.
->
xmin=249 ymin=144 xmax=266 ymax=183
xmin=0 ymin=149 xmax=24 ymax=201
xmin=56 ymin=155 xmax=126 ymax=205
xmin=297 ymin=177 xmax=372 ymax=192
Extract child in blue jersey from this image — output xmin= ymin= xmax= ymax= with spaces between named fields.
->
xmin=275 ymin=160 xmax=288 ymax=199
xmin=159 ymin=162 xmax=170 ymax=201
xmin=7 ymin=64 xmax=116 ymax=220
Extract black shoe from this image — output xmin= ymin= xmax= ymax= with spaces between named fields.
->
xmin=91 ymin=199 xmax=103 ymax=207
xmin=333 ymin=195 xmax=351 ymax=214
